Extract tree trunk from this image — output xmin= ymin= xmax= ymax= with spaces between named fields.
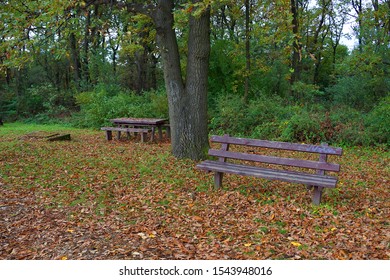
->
xmin=69 ymin=32 xmax=82 ymax=87
xmin=352 ymin=0 xmax=363 ymax=52
xmin=244 ymin=0 xmax=251 ymax=104
xmin=153 ymin=0 xmax=210 ymax=160
xmin=290 ymin=0 xmax=302 ymax=85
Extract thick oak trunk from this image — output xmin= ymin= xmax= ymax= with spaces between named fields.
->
xmin=153 ymin=0 xmax=210 ymax=160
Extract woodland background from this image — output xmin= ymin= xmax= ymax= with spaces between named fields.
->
xmin=1 ymin=0 xmax=389 ymax=146
xmin=0 ymin=1 xmax=389 ymax=260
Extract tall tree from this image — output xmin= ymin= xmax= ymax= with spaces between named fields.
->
xmin=290 ymin=0 xmax=303 ymax=84
xmin=152 ymin=0 xmax=210 ymax=159
xmin=92 ymin=0 xmax=211 ymax=159
xmin=244 ymin=0 xmax=251 ymax=103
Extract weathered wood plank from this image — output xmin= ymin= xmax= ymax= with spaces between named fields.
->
xmin=208 ymin=149 xmax=340 ymax=172
xmin=196 ymin=160 xmax=338 ymax=188
xmin=101 ymin=127 xmax=150 ymax=133
xmin=210 ymin=135 xmax=343 ymax=155
xmin=101 ymin=127 xmax=150 ymax=142
xmin=197 ymin=160 xmax=337 ymax=183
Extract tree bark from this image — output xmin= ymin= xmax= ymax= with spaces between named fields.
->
xmin=152 ymin=0 xmax=210 ymax=160
xmin=290 ymin=0 xmax=302 ymax=85
xmin=244 ymin=0 xmax=251 ymax=104
xmin=69 ymin=32 xmax=82 ymax=87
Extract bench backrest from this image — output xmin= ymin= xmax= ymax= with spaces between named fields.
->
xmin=209 ymin=135 xmax=343 ymax=173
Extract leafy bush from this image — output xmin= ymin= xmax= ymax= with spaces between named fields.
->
xmin=74 ymin=85 xmax=168 ymax=128
xmin=280 ymin=109 xmax=324 ymax=143
xmin=209 ymin=94 xmax=295 ymax=139
xmin=365 ymin=95 xmax=390 ymax=146
xmin=291 ymin=82 xmax=325 ymax=104
xmin=209 ymin=94 xmax=247 ymax=135
xmin=327 ymin=73 xmax=389 ymax=112
xmin=0 ymin=87 xmax=17 ymax=121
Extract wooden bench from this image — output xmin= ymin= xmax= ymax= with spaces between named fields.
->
xmin=101 ymin=127 xmax=151 ymax=142
xmin=196 ymin=135 xmax=343 ymax=205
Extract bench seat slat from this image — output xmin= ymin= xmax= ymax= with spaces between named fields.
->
xmin=210 ymin=135 xmax=343 ymax=155
xmin=208 ymin=149 xmax=340 ymax=172
xmin=196 ymin=160 xmax=338 ymax=188
xmin=101 ymin=127 xmax=150 ymax=133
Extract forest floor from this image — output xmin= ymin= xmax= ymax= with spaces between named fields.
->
xmin=0 ymin=123 xmax=389 ymax=260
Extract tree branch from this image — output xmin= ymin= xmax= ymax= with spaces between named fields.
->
xmin=85 ymin=0 xmax=155 ymax=16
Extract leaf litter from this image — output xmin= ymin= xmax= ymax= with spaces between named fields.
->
xmin=0 ymin=128 xmax=389 ymax=259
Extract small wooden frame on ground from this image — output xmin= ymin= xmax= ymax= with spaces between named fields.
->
xmin=18 ymin=131 xmax=71 ymax=141
xmin=196 ymin=135 xmax=343 ymax=205
xmin=101 ymin=127 xmax=151 ymax=142
xmin=47 ymin=134 xmax=71 ymax=141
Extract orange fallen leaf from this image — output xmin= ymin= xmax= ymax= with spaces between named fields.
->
xmin=193 ymin=216 xmax=203 ymax=222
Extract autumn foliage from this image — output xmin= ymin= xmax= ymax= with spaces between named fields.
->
xmin=0 ymin=124 xmax=389 ymax=260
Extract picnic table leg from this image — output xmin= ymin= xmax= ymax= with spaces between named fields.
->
xmin=151 ymin=127 xmax=156 ymax=142
xmin=125 ymin=125 xmax=131 ymax=139
xmin=166 ymin=126 xmax=171 ymax=138
xmin=141 ymin=132 xmax=147 ymax=143
xmin=114 ymin=124 xmax=121 ymax=140
xmin=158 ymin=126 xmax=163 ymax=140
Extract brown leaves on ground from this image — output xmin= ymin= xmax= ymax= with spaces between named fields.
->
xmin=0 ymin=128 xmax=389 ymax=260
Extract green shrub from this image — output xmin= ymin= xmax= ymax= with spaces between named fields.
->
xmin=248 ymin=97 xmax=297 ymax=140
xmin=365 ymin=95 xmax=390 ymax=146
xmin=280 ymin=109 xmax=324 ymax=143
xmin=209 ymin=94 xmax=296 ymax=139
xmin=209 ymin=94 xmax=247 ymax=135
xmin=291 ymin=81 xmax=325 ymax=104
xmin=74 ymin=85 xmax=168 ymax=128
xmin=327 ymin=74 xmax=389 ymax=112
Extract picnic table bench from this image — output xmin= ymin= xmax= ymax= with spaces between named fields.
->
xmin=101 ymin=127 xmax=151 ymax=142
xmin=196 ymin=135 xmax=343 ymax=205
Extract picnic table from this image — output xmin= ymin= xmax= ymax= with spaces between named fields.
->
xmin=110 ymin=118 xmax=169 ymax=142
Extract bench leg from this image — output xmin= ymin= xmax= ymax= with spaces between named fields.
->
xmin=117 ymin=131 xmax=121 ymax=140
xmin=312 ymin=186 xmax=323 ymax=205
xmin=214 ymin=172 xmax=223 ymax=188
xmin=151 ymin=127 xmax=156 ymax=142
xmin=141 ymin=132 xmax=147 ymax=143
xmin=105 ymin=131 xmax=112 ymax=141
